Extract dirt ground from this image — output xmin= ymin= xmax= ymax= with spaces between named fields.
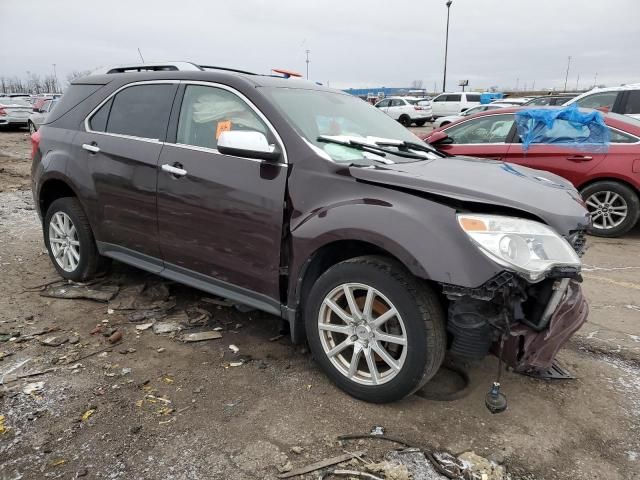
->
xmin=1 ymin=128 xmax=639 ymax=480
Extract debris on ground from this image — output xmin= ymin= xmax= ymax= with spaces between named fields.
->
xmin=277 ymin=450 xmax=367 ymax=479
xmin=108 ymin=283 xmax=175 ymax=313
xmin=152 ymin=321 xmax=182 ymax=335
xmin=81 ymin=409 xmax=95 ymax=421
xmin=201 ymin=296 xmax=235 ymax=307
xmin=332 ymin=470 xmax=385 ymax=480
xmin=277 ymin=461 xmax=293 ymax=473
xmin=291 ymin=446 xmax=305 ymax=454
xmin=22 ymin=381 xmax=45 ymax=395
xmin=179 ymin=331 xmax=222 ymax=342
xmin=39 ymin=334 xmax=68 ymax=347
xmin=0 ymin=415 xmax=8 ymax=434
xmin=229 ymin=344 xmax=239 ymax=354
xmin=136 ymin=322 xmax=154 ymax=331
xmin=40 ymin=283 xmax=119 ymax=302
xmin=365 ymin=460 xmax=411 ymax=480
xmin=107 ymin=330 xmax=123 ymax=344
xmin=458 ymin=451 xmax=506 ymax=480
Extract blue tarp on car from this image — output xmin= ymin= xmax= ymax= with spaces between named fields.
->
xmin=515 ymin=103 xmax=610 ymax=152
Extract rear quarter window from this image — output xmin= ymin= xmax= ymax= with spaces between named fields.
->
xmin=466 ymin=94 xmax=480 ymax=102
xmin=47 ymin=84 xmax=104 ymax=123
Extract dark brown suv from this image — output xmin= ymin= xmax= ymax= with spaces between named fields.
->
xmin=32 ymin=62 xmax=590 ymax=403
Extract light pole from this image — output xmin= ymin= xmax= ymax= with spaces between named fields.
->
xmin=442 ymin=0 xmax=452 ymax=92
xmin=563 ymin=55 xmax=571 ymax=92
xmin=305 ymin=49 xmax=310 ymax=80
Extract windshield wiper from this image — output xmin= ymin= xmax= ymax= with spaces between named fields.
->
xmin=317 ymin=136 xmax=426 ymax=161
xmin=373 ymin=139 xmax=445 ymax=157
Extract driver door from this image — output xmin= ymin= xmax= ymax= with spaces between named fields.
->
xmin=436 ymin=113 xmax=515 ymax=160
xmin=156 ymin=83 xmax=288 ymax=312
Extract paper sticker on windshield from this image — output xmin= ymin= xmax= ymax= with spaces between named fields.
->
xmin=216 ymin=120 xmax=232 ymax=139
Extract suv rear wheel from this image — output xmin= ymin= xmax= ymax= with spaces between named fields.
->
xmin=28 ymin=121 xmax=37 ymax=134
xmin=398 ymin=114 xmax=411 ymax=127
xmin=44 ymin=197 xmax=106 ymax=281
xmin=305 ymin=256 xmax=446 ymax=403
xmin=581 ymin=181 xmax=640 ymax=237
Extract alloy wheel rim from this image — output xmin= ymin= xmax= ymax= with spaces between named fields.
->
xmin=318 ymin=283 xmax=407 ymax=386
xmin=48 ymin=212 xmax=80 ymax=272
xmin=585 ymin=191 xmax=628 ymax=230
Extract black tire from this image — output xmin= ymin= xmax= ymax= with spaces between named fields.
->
xmin=44 ymin=197 xmax=107 ymax=281
xmin=305 ymin=256 xmax=446 ymax=403
xmin=399 ymin=115 xmax=411 ymax=127
xmin=415 ymin=120 xmax=427 ymax=127
xmin=28 ymin=121 xmax=37 ymax=134
xmin=580 ymin=181 xmax=640 ymax=238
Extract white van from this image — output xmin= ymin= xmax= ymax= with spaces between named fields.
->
xmin=564 ymin=84 xmax=640 ymax=120
xmin=430 ymin=92 xmax=481 ymax=118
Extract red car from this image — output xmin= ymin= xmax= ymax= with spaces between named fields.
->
xmin=423 ymin=107 xmax=640 ymax=237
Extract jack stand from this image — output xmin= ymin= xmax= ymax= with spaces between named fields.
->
xmin=485 ymin=334 xmax=508 ymax=414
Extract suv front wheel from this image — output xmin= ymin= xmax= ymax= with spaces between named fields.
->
xmin=305 ymin=256 xmax=446 ymax=403
xmin=44 ymin=197 xmax=106 ymax=282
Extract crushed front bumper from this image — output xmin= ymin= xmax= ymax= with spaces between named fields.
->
xmin=502 ymin=280 xmax=588 ymax=370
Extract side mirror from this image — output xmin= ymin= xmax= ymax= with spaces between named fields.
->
xmin=217 ymin=131 xmax=280 ymax=161
xmin=426 ymin=131 xmax=450 ymax=144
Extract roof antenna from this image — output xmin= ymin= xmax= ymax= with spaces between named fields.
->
xmin=137 ymin=48 xmax=145 ymax=63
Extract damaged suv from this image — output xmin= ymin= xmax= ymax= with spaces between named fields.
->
xmin=31 ymin=62 xmax=590 ymax=403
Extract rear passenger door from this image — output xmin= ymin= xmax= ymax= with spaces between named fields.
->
xmin=156 ymin=83 xmax=288 ymax=312
xmin=444 ymin=94 xmax=461 ymax=115
xmin=75 ymin=82 xmax=178 ymax=267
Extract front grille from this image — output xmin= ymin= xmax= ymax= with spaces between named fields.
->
xmin=567 ymin=230 xmax=587 ymax=257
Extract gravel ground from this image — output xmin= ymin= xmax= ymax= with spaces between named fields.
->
xmin=1 ymin=129 xmax=639 ymax=480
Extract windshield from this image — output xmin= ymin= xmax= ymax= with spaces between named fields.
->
xmin=263 ymin=87 xmax=431 ymax=164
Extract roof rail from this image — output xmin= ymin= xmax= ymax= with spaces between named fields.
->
xmin=99 ymin=62 xmax=258 ymax=76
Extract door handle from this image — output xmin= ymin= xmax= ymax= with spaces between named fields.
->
xmin=567 ymin=155 xmax=593 ymax=162
xmin=82 ymin=143 xmax=100 ymax=153
xmin=161 ymin=163 xmax=187 ymax=177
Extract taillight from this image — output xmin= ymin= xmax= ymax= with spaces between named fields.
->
xmin=0 ymin=107 xmax=7 ymax=116
xmin=31 ymin=130 xmax=41 ymax=160
xmin=414 ymin=106 xmax=424 ymax=111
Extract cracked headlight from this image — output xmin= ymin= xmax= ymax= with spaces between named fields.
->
xmin=457 ymin=214 xmax=580 ymax=282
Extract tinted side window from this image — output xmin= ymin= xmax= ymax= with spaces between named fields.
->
xmin=575 ymin=91 xmax=618 ymax=110
xmin=89 ymin=98 xmax=112 ymax=132
xmin=432 ymin=95 xmax=445 ymax=102
xmin=390 ymin=99 xmax=404 ymax=107
xmin=446 ymin=94 xmax=462 ymax=102
xmin=466 ymin=94 xmax=480 ymax=102
xmin=105 ymin=84 xmax=176 ymax=140
xmin=623 ymin=90 xmax=640 ymax=114
xmin=446 ymin=114 xmax=515 ymax=144
xmin=376 ymin=99 xmax=390 ymax=108
xmin=609 ymin=128 xmax=637 ymax=143
xmin=176 ymin=85 xmax=269 ymax=150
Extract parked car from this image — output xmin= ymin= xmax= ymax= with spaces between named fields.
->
xmin=430 ymin=92 xmax=481 ymax=118
xmin=0 ymin=96 xmax=33 ymax=128
xmin=433 ymin=103 xmax=510 ymax=128
xmin=32 ymin=63 xmax=590 ymax=403
xmin=565 ymin=84 xmax=640 ymax=120
xmin=28 ymin=99 xmax=58 ymax=133
xmin=524 ymin=95 xmax=577 ymax=106
xmin=423 ymin=106 xmax=640 ymax=237
xmin=374 ymin=97 xmax=432 ymax=126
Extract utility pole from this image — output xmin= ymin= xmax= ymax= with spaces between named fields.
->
xmin=563 ymin=56 xmax=571 ymax=92
xmin=532 ymin=80 xmax=535 ymax=91
xmin=593 ymin=72 xmax=598 ymax=88
xmin=305 ymin=49 xmax=310 ymax=80
xmin=442 ymin=0 xmax=453 ymax=92
xmin=52 ymin=63 xmax=58 ymax=93
xmin=137 ymin=48 xmax=145 ymax=63
xmin=575 ymin=74 xmax=580 ymax=91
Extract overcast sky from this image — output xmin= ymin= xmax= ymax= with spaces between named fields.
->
xmin=1 ymin=0 xmax=639 ymax=91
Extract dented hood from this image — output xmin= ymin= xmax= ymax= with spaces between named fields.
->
xmin=349 ymin=156 xmax=591 ymax=235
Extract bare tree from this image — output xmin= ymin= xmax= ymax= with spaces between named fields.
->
xmin=410 ymin=79 xmax=424 ymax=89
xmin=66 ymin=70 xmax=93 ymax=85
